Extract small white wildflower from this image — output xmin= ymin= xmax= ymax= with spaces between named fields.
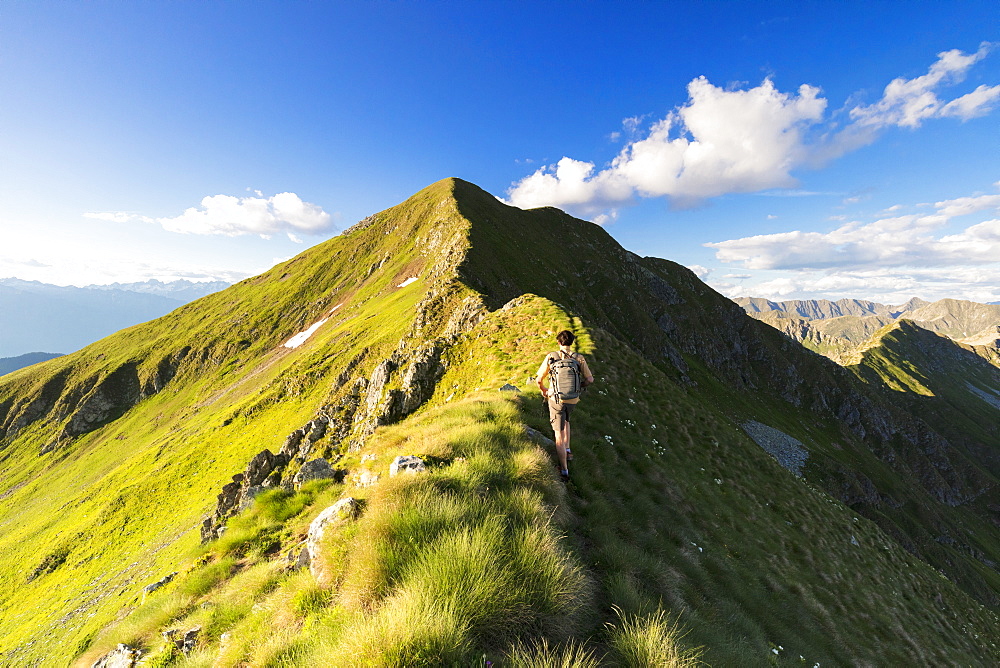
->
xmin=651 ymin=424 xmax=656 ymax=429
xmin=628 ymin=398 xmax=635 ymax=404
xmin=604 ymin=435 xmax=614 ymax=444
xmin=772 ymin=649 xmax=779 ymax=655
xmin=652 ymin=438 xmax=658 ymax=445
xmin=714 ymin=478 xmax=722 ymax=485
xmin=698 ymin=546 xmax=703 ymax=552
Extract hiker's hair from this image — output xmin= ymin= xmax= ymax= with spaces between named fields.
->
xmin=556 ymin=330 xmax=575 ymax=346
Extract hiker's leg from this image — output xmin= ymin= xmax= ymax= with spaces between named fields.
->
xmin=555 ymin=420 xmax=569 ymax=472
xmin=549 ymin=401 xmax=569 ymax=472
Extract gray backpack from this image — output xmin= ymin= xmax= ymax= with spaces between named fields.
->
xmin=548 ymin=351 xmax=582 ymax=402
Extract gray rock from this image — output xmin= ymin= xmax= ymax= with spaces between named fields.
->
xmin=400 ymin=341 xmax=447 ymax=414
xmin=163 ymin=627 xmax=201 ymax=654
xmin=262 ymin=468 xmax=283 ymax=488
xmin=389 ymin=455 xmax=426 ymax=476
xmin=141 ymin=571 xmax=177 ymax=597
xmin=524 ymin=426 xmax=555 ymax=447
xmin=280 ymin=429 xmax=305 ymax=459
xmin=308 ymin=498 xmax=360 ymax=582
xmin=741 ymin=421 xmax=809 ymax=477
xmin=293 ymin=458 xmax=337 ymax=489
xmin=90 ymin=644 xmax=142 ymax=668
xmin=238 ymin=485 xmax=265 ymax=512
xmin=499 ymin=383 xmax=520 ymax=392
xmin=355 ymin=469 xmax=380 ymax=487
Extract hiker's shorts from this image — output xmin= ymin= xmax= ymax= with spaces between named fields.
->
xmin=548 ymin=400 xmax=574 ymax=430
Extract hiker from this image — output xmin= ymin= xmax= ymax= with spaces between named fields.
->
xmin=536 ymin=330 xmax=594 ymax=482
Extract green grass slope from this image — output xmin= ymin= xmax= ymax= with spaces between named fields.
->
xmin=75 ymin=295 xmax=1000 ymax=665
xmin=1 ymin=178 xmax=998 ymax=665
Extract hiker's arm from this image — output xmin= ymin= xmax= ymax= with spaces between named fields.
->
xmin=535 ymin=358 xmax=549 ymax=397
xmin=580 ymin=358 xmax=595 ymax=387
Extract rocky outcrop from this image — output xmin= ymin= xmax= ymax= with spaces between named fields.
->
xmin=389 ymin=455 xmax=426 ymax=476
xmin=141 ymin=572 xmax=177 ymax=597
xmin=90 ymin=644 xmax=142 ymax=668
xmin=201 ymin=448 xmax=289 ymax=542
xmin=162 ymin=627 xmax=200 ymax=655
xmin=293 ymin=458 xmax=339 ymax=488
xmin=306 ymin=498 xmax=360 ymax=580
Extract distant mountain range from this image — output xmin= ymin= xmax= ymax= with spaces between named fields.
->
xmin=0 ymin=278 xmax=230 ymax=364
xmin=734 ymin=296 xmax=1000 ymax=366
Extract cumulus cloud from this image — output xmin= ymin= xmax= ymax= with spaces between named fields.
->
xmin=687 ymin=264 xmax=711 ymax=279
xmin=85 ymin=191 xmax=336 ymax=239
xmin=707 ymin=185 xmax=1000 ymax=303
xmin=706 ymin=190 xmax=1000 ymax=271
xmin=850 ymin=44 xmax=1000 ymax=129
xmin=506 ymin=46 xmax=998 ymax=219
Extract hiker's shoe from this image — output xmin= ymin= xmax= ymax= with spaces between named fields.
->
xmin=566 ymin=449 xmax=573 ymax=462
xmin=560 ymin=469 xmax=570 ymax=483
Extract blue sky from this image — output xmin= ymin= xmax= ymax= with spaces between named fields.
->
xmin=2 ymin=1 xmax=998 ymax=303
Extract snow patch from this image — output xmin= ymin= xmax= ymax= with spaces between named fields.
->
xmin=283 ymin=318 xmax=329 ymax=349
xmin=397 ymin=277 xmax=418 ymax=288
xmin=329 ymin=303 xmax=342 ymax=314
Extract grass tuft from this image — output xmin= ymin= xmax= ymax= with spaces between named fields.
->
xmin=605 ymin=606 xmax=703 ymax=667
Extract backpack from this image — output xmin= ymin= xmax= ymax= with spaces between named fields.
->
xmin=548 ymin=351 xmax=582 ymax=403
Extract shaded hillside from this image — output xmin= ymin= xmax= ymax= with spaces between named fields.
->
xmin=1 ymin=179 xmax=998 ymax=666
xmin=848 ymin=320 xmax=1000 ymax=479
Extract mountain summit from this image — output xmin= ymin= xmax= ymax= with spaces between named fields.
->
xmin=2 ymin=178 xmax=999 ymax=666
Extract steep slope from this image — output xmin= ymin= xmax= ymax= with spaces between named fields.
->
xmin=1 ymin=179 xmax=999 ymax=666
xmin=848 ymin=320 xmax=1000 ymax=478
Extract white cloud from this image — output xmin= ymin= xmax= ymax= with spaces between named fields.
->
xmin=687 ymin=264 xmax=711 ymax=279
xmin=506 ymin=46 xmax=998 ymax=219
xmin=706 ymin=185 xmax=1000 ymax=303
xmin=706 ymin=189 xmax=1000 ymax=271
xmin=86 ymin=191 xmax=336 ymax=238
xmin=508 ymin=77 xmax=826 ymax=214
xmin=716 ymin=265 xmax=1000 ymax=304
xmin=850 ymin=44 xmax=998 ymax=128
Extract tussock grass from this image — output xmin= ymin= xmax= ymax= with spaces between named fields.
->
xmin=507 ymin=637 xmax=602 ymax=667
xmin=605 ymin=607 xmax=703 ymax=667
xmin=324 ymin=395 xmax=590 ymax=665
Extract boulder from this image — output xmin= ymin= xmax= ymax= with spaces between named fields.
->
xmin=389 ymin=455 xmax=426 ymax=476
xmin=293 ymin=458 xmax=337 ymax=489
xmin=499 ymin=383 xmax=520 ymax=392
xmin=141 ymin=571 xmax=177 ymax=597
xmin=355 ymin=470 xmax=380 ymax=487
xmin=244 ymin=449 xmax=279 ymax=487
xmin=90 ymin=644 xmax=141 ymax=668
xmin=307 ymin=498 xmax=360 ymax=582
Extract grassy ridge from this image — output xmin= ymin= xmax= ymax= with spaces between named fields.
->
xmin=0 ymin=180 xmax=470 ymax=665
xmin=77 ymin=295 xmax=1000 ymax=665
